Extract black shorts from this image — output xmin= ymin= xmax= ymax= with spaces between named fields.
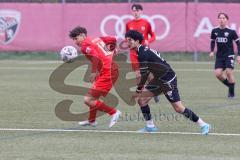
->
xmin=145 ymin=77 xmax=181 ymax=103
xmin=215 ymin=55 xmax=235 ymax=70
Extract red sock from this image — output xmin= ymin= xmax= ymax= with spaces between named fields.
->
xmin=88 ymin=106 xmax=97 ymax=123
xmin=96 ymin=100 xmax=116 ymax=116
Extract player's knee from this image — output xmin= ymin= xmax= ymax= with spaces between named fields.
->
xmin=214 ymin=70 xmax=222 ymax=78
xmin=174 ymin=107 xmax=183 ymax=113
xmin=137 ymin=98 xmax=148 ymax=107
xmin=84 ymin=96 xmax=93 ymax=106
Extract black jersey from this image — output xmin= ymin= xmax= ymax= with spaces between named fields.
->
xmin=210 ymin=27 xmax=240 ymax=58
xmin=137 ymin=45 xmax=176 ymax=89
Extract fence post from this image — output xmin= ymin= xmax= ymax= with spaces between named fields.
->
xmin=193 ymin=0 xmax=199 ymax=62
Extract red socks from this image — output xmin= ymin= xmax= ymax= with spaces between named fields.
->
xmin=95 ymin=100 xmax=116 ymax=115
xmin=88 ymin=106 xmax=97 ymax=123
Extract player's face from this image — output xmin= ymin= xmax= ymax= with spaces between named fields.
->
xmin=126 ymin=37 xmax=139 ymax=49
xmin=72 ymin=33 xmax=86 ymax=47
xmin=218 ymin=14 xmax=228 ymax=27
xmin=132 ymin=9 xmax=142 ymax=20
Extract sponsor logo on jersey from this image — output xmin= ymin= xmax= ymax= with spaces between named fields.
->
xmin=216 ymin=37 xmax=228 ymax=43
xmin=0 ymin=10 xmax=21 ymax=45
xmin=214 ymin=32 xmax=218 ymax=36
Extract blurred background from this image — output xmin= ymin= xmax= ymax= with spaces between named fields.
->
xmin=0 ymin=0 xmax=239 ymax=61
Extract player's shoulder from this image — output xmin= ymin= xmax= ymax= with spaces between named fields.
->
xmin=139 ymin=18 xmax=151 ymax=25
xmin=141 ymin=18 xmax=150 ymax=22
xmin=126 ymin=19 xmax=134 ymax=25
xmin=212 ymin=26 xmax=219 ymax=31
xmin=81 ymin=38 xmax=94 ymax=54
xmin=138 ymin=45 xmax=150 ymax=56
xmin=226 ymin=27 xmax=237 ymax=33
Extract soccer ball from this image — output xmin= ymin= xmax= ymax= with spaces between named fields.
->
xmin=59 ymin=46 xmax=78 ymax=62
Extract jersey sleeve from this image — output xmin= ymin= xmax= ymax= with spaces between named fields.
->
xmin=210 ymin=29 xmax=216 ymax=52
xmin=147 ymin=22 xmax=156 ymax=43
xmin=137 ymin=51 xmax=150 ymax=90
xmin=81 ymin=45 xmax=100 ymax=73
xmin=233 ymin=30 xmax=240 ymax=55
xmin=100 ymin=36 xmax=116 ymax=45
xmin=100 ymin=36 xmax=117 ymax=51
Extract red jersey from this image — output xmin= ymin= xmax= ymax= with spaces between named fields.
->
xmin=126 ymin=18 xmax=156 ymax=44
xmin=81 ymin=37 xmax=118 ymax=77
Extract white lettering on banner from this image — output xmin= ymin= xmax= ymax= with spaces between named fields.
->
xmin=194 ymin=17 xmax=240 ymax=37
xmin=194 ymin=17 xmax=213 ymax=38
xmin=100 ymin=14 xmax=170 ymax=40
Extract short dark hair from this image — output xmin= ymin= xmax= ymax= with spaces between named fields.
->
xmin=218 ymin=12 xmax=229 ymax=20
xmin=131 ymin=4 xmax=143 ymax=11
xmin=125 ymin=30 xmax=144 ymax=44
xmin=69 ymin=26 xmax=87 ymax=38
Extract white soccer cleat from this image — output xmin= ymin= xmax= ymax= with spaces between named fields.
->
xmin=78 ymin=120 xmax=97 ymax=127
xmin=109 ymin=110 xmax=121 ymax=128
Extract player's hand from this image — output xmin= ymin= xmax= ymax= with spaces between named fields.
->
xmin=209 ymin=52 xmax=214 ymax=58
xmin=237 ymin=56 xmax=240 ymax=64
xmin=89 ymin=73 xmax=97 ymax=83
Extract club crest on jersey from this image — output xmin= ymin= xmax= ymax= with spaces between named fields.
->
xmin=224 ymin=32 xmax=229 ymax=37
xmin=0 ymin=10 xmax=21 ymax=45
xmin=85 ymin=47 xmax=91 ymax=54
xmin=141 ymin=26 xmax=145 ymax=31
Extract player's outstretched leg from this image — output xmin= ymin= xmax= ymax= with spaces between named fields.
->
xmin=171 ymin=101 xmax=211 ymax=135
xmin=138 ymin=104 xmax=158 ymax=133
xmin=95 ymin=100 xmax=121 ymax=128
xmin=78 ymin=105 xmax=98 ymax=127
xmin=81 ymin=95 xmax=121 ymax=128
xmin=226 ymin=68 xmax=235 ymax=98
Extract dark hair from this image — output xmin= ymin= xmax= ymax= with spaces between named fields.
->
xmin=125 ymin=30 xmax=144 ymax=44
xmin=69 ymin=26 xmax=87 ymax=38
xmin=131 ymin=4 xmax=143 ymax=11
xmin=218 ymin=12 xmax=229 ymax=20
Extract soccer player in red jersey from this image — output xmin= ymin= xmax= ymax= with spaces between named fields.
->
xmin=69 ymin=26 xmax=121 ymax=128
xmin=126 ymin=4 xmax=159 ymax=102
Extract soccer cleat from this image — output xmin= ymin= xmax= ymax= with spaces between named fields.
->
xmin=78 ymin=120 xmax=97 ymax=127
xmin=201 ymin=123 xmax=210 ymax=135
xmin=154 ymin=96 xmax=160 ymax=103
xmin=228 ymin=88 xmax=235 ymax=99
xmin=228 ymin=92 xmax=235 ymax=99
xmin=109 ymin=110 xmax=121 ymax=128
xmin=138 ymin=126 xmax=158 ymax=133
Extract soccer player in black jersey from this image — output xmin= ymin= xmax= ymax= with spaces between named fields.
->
xmin=125 ymin=30 xmax=210 ymax=134
xmin=210 ymin=13 xmax=240 ymax=98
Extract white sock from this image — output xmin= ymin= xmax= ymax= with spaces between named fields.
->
xmin=146 ymin=119 xmax=155 ymax=128
xmin=197 ymin=118 xmax=207 ymax=127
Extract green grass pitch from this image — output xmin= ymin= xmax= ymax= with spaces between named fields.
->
xmin=0 ymin=59 xmax=240 ymax=160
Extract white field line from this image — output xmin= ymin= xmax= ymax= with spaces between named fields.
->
xmin=0 ymin=60 xmax=213 ymax=65
xmin=0 ymin=67 xmax=240 ymax=72
xmin=0 ymin=128 xmax=240 ymax=136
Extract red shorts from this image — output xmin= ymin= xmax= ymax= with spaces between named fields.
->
xmin=88 ymin=68 xmax=119 ymax=98
xmin=130 ymin=49 xmax=140 ymax=71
